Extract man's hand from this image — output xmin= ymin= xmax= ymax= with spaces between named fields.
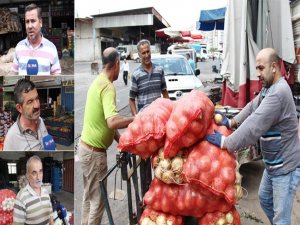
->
xmin=214 ymin=111 xmax=231 ymax=129
xmin=206 ymin=129 xmax=225 ymax=148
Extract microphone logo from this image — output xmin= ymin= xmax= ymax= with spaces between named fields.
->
xmin=26 ymin=59 xmax=39 ymax=75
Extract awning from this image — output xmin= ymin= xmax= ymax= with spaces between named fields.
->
xmin=198 ymin=7 xmax=226 ymax=31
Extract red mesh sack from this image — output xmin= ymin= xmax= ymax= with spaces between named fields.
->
xmin=139 ymin=207 xmax=183 ymax=225
xmin=143 ymin=179 xmax=232 ymax=218
xmin=182 ymin=122 xmax=236 ymax=205
xmin=118 ymin=98 xmax=173 ymax=159
xmin=198 ymin=206 xmax=241 ymax=225
xmin=164 ymin=90 xmax=214 ymax=159
xmin=0 ymin=189 xmax=16 ymax=225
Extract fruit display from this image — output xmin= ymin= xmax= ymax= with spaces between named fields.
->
xmin=44 ymin=114 xmax=74 ymax=146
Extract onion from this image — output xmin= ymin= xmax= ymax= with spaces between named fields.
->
xmin=159 ymin=159 xmax=171 ymax=170
xmin=235 ymin=184 xmax=243 ymax=201
xmin=158 ymin=147 xmax=165 ymax=160
xmin=166 ymin=220 xmax=174 ymax=225
xmin=174 ymin=174 xmax=183 ymax=184
xmin=141 ymin=217 xmax=150 ymax=225
xmin=156 ymin=215 xmax=167 ymax=225
xmin=235 ymin=171 xmax=243 ymax=185
xmin=225 ymin=212 xmax=234 ymax=223
xmin=161 ymin=170 xmax=175 ymax=184
xmin=214 ymin=113 xmax=223 ymax=123
xmin=215 ymin=217 xmax=226 ymax=225
xmin=152 ymin=155 xmax=160 ymax=168
xmin=171 ymin=156 xmax=184 ymax=173
xmin=235 ymin=160 xmax=240 ymax=171
xmin=148 ymin=220 xmax=156 ymax=225
xmin=154 ymin=166 xmax=162 ymax=180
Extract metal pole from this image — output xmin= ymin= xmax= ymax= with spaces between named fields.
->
xmin=100 ymin=180 xmax=114 ymax=225
xmin=131 ymin=155 xmax=141 ymax=218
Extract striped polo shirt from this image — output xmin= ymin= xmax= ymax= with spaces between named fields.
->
xmin=13 ymin=184 xmax=53 ymax=225
xmin=11 ymin=36 xmax=61 ymax=75
xmin=129 ymin=63 xmax=167 ymax=111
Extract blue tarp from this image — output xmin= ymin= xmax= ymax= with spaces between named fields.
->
xmin=198 ymin=7 xmax=226 ymax=31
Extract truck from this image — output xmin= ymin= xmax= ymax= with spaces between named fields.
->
xmin=188 ymin=43 xmax=208 ymax=62
xmin=167 ymin=43 xmax=197 ymax=66
xmin=116 ymin=44 xmax=137 ymax=60
xmin=0 ymin=8 xmax=22 ymax=53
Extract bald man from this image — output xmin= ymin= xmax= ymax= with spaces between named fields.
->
xmin=78 ymin=47 xmax=134 ymax=225
xmin=207 ymin=48 xmax=300 ymax=224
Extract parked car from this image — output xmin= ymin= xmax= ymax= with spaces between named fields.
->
xmin=151 ymin=54 xmax=221 ymax=103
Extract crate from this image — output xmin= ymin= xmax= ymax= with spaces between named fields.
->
xmin=53 ymin=136 xmax=73 ymax=146
xmin=48 ymin=128 xmax=74 ymax=139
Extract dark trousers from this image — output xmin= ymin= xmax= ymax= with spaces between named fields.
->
xmin=123 ymin=71 xmax=128 ymax=85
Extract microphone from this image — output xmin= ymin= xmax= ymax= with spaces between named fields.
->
xmin=26 ymin=59 xmax=39 ymax=75
xmin=42 ymin=134 xmax=56 ymax=150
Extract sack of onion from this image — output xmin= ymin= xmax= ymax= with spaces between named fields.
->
xmin=164 ymin=90 xmax=214 ymax=159
xmin=143 ymin=179 xmax=232 ymax=218
xmin=118 ymin=98 xmax=173 ymax=159
xmin=197 ymin=206 xmax=241 ymax=225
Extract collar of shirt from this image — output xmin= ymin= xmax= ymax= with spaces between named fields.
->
xmin=25 ymin=183 xmax=42 ymax=197
xmin=25 ymin=35 xmax=45 ymax=49
xmin=16 ymin=115 xmax=41 ymax=138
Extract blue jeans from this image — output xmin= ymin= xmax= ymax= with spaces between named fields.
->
xmin=258 ymin=167 xmax=300 ymax=225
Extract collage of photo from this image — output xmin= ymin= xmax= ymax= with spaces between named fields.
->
xmin=1 ymin=0 xmax=300 ymax=225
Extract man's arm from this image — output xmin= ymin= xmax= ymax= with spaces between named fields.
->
xmin=114 ymin=130 xmax=121 ymax=142
xmin=129 ymin=98 xmax=137 ymax=116
xmin=107 ymin=114 xmax=134 ymax=130
xmin=162 ymin=89 xmax=169 ymax=98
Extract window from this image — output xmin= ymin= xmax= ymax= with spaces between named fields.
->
xmin=7 ymin=163 xmax=17 ymax=174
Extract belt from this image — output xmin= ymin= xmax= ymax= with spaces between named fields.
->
xmin=80 ymin=140 xmax=106 ymax=153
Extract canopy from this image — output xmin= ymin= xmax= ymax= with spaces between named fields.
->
xmin=155 ymin=28 xmax=204 ymax=43
xmin=198 ymin=7 xmax=226 ymax=31
xmin=221 ymin=0 xmax=295 ymax=107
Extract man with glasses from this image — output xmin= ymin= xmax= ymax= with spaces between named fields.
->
xmin=13 ymin=155 xmax=54 ymax=224
xmin=206 ymin=48 xmax=300 ymax=224
xmin=3 ymin=78 xmax=55 ymax=150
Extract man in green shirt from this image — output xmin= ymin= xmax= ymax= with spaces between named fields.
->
xmin=78 ymin=47 xmax=134 ymax=225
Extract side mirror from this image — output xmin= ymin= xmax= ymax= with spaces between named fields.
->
xmin=195 ymin=69 xmax=200 ymax=76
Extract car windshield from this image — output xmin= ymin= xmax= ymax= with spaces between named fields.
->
xmin=152 ymin=57 xmax=194 ymax=75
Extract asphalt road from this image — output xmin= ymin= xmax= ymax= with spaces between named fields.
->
xmin=74 ymin=58 xmax=300 ymax=225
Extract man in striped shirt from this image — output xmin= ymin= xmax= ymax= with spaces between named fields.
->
xmin=13 ymin=155 xmax=54 ymax=225
xmin=129 ymin=39 xmax=169 ymax=195
xmin=11 ymin=4 xmax=61 ymax=75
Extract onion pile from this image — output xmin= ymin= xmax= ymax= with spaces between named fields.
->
xmin=139 ymin=207 xmax=183 ymax=225
xmin=152 ymin=148 xmax=185 ymax=185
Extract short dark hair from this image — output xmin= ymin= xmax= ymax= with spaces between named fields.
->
xmin=137 ymin=39 xmax=150 ymax=53
xmin=25 ymin=4 xmax=42 ymax=20
xmin=14 ymin=78 xmax=36 ymax=104
xmin=102 ymin=48 xmax=119 ymax=69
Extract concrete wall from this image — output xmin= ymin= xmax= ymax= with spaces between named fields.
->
xmin=75 ymin=19 xmax=101 ymax=61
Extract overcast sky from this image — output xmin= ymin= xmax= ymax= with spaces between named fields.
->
xmin=75 ymin=0 xmax=227 ymax=29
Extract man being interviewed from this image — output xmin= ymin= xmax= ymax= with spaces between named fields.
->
xmin=11 ymin=3 xmax=61 ymax=75
xmin=3 ymin=78 xmax=55 ymax=151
